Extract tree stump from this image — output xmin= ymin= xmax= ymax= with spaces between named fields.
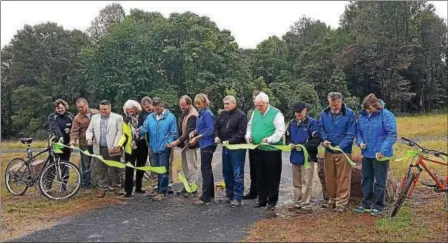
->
xmin=317 ymin=157 xmax=397 ymax=202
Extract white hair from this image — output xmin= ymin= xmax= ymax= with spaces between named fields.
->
xmin=254 ymin=92 xmax=269 ymax=104
xmin=123 ymin=100 xmax=142 ymax=115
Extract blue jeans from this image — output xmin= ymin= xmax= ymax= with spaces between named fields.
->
xmin=79 ymin=145 xmax=94 ymax=188
xmin=152 ymin=148 xmax=171 ymax=195
xmin=222 ymin=148 xmax=246 ymax=201
xmin=361 ymin=157 xmax=389 ymax=211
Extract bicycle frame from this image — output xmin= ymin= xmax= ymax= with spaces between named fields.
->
xmin=23 ymin=142 xmax=62 ymax=185
xmin=401 ymin=153 xmax=448 ymax=198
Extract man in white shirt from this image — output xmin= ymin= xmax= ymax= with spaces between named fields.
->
xmin=245 ymin=92 xmax=285 ymax=211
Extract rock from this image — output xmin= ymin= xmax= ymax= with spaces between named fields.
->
xmin=317 ymin=157 xmax=397 ymax=202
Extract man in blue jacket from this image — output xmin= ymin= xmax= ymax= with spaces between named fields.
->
xmin=140 ymin=97 xmax=178 ymax=201
xmin=286 ymin=102 xmax=321 ymax=214
xmin=319 ymin=92 xmax=356 ymax=213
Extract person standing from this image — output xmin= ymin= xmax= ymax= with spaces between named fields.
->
xmin=355 ymin=94 xmax=397 ymax=217
xmin=246 ymin=92 xmax=285 ymax=211
xmin=48 ymin=99 xmax=75 ymax=161
xmin=118 ymin=100 xmax=145 ymax=198
xmin=319 ymin=92 xmax=356 ymax=213
xmin=137 ymin=96 xmax=153 ymax=193
xmin=214 ymin=95 xmax=248 ymax=207
xmin=244 ymin=90 xmax=261 ymax=200
xmin=169 ymin=95 xmax=200 ymax=197
xmin=285 ymin=102 xmax=321 ymax=213
xmin=86 ymin=100 xmax=123 ymax=198
xmin=69 ymin=98 xmax=99 ymax=189
xmin=189 ymin=93 xmax=216 ymax=206
xmin=140 ymin=97 xmax=178 ymax=201
xmin=47 ymin=99 xmax=75 ymax=190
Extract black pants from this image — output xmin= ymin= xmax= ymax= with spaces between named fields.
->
xmin=200 ymin=145 xmax=216 ymax=202
xmin=255 ymin=149 xmax=282 ymax=206
xmin=124 ymin=144 xmax=148 ymax=194
xmin=248 ymin=149 xmax=258 ymax=195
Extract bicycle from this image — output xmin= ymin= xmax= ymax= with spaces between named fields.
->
xmin=5 ymin=134 xmax=81 ymax=200
xmin=390 ymin=137 xmax=448 ymax=218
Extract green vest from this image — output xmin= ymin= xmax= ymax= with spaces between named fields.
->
xmin=252 ymin=106 xmax=282 ymax=150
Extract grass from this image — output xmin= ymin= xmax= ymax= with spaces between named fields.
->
xmin=396 ymin=113 xmax=447 ymax=138
xmin=1 ymin=140 xmax=48 ymax=149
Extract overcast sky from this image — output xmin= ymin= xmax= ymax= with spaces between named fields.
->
xmin=1 ymin=1 xmax=447 ymax=49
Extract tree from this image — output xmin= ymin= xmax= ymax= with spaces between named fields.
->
xmin=87 ymin=3 xmax=125 ymax=44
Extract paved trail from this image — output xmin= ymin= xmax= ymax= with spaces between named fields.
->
xmin=7 ymin=146 xmax=323 ymax=242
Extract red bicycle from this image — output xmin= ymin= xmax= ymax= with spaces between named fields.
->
xmin=391 ymin=137 xmax=448 ymax=218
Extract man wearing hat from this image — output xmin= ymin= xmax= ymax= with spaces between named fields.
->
xmin=285 ymin=102 xmax=321 ymax=213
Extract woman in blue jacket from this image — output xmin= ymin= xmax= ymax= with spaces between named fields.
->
xmin=189 ymin=93 xmax=216 ymax=206
xmin=355 ymin=94 xmax=397 ymax=216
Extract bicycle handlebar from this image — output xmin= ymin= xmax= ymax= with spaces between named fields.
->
xmin=401 ymin=137 xmax=447 ymax=159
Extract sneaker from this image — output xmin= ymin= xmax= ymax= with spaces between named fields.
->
xmin=146 ymin=190 xmax=158 ymax=198
xmin=370 ymin=209 xmax=382 ymax=217
xmin=176 ymin=188 xmax=187 ymax=196
xmin=184 ymin=191 xmax=198 ymax=198
xmin=168 ymin=183 xmax=174 ymax=194
xmin=288 ymin=203 xmax=302 ymax=211
xmin=230 ymin=200 xmax=242 ymax=207
xmin=333 ymin=206 xmax=346 ymax=213
xmin=266 ymin=204 xmax=276 ymax=211
xmin=123 ymin=193 xmax=133 ymax=199
xmin=243 ymin=192 xmax=258 ymax=200
xmin=252 ymin=202 xmax=267 ymax=208
xmin=135 ymin=189 xmax=146 ymax=194
xmin=321 ymin=202 xmax=336 ymax=209
xmin=219 ymin=198 xmax=232 ymax=204
xmin=193 ymin=199 xmax=211 ymax=206
xmin=354 ymin=206 xmax=371 ymax=214
xmin=96 ymin=190 xmax=105 ymax=198
xmin=297 ymin=207 xmax=312 ymax=214
xmin=152 ymin=194 xmax=167 ymax=201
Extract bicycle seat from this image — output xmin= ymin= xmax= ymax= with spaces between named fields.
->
xmin=20 ymin=138 xmax=34 ymax=144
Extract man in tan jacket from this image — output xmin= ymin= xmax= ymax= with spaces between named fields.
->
xmin=168 ymin=95 xmax=199 ymax=197
xmin=70 ymin=98 xmax=99 ymax=189
xmin=86 ymin=100 xmax=123 ymax=198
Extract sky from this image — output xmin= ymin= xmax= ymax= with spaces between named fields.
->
xmin=1 ymin=1 xmax=447 ymax=49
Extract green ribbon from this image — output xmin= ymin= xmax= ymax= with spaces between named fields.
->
xmin=53 ymin=143 xmax=167 ymax=174
xmin=328 ymin=145 xmax=356 ymax=167
xmin=222 ymin=143 xmax=310 ymax=169
xmin=394 ymin=150 xmax=418 ymax=162
xmin=178 ymin=172 xmax=198 ymax=193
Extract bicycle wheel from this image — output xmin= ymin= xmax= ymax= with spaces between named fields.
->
xmin=38 ymin=161 xmax=81 ymax=200
xmin=391 ymin=172 xmax=416 ymax=218
xmin=5 ymin=158 xmax=31 ymax=195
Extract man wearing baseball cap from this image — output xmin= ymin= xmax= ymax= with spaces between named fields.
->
xmin=285 ymin=102 xmax=321 ymax=213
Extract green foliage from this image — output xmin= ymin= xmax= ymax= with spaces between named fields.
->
xmin=1 ymin=2 xmax=447 ymax=138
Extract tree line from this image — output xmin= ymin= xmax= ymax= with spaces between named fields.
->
xmin=1 ymin=1 xmax=447 ymax=139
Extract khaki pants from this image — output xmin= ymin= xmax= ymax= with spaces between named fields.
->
xmin=93 ymin=147 xmax=122 ymax=189
xmin=182 ymin=148 xmax=200 ymax=185
xmin=292 ymin=162 xmax=315 ymax=206
xmin=324 ymin=151 xmax=352 ymax=207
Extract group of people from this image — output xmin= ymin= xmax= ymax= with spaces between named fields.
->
xmin=47 ymin=90 xmax=397 ymax=216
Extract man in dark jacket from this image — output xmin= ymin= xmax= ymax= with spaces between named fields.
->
xmin=214 ymin=95 xmax=248 ymax=207
xmin=169 ymin=95 xmax=200 ymax=197
xmin=285 ymin=102 xmax=321 ymax=213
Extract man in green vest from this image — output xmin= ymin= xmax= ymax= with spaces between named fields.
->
xmin=245 ymin=92 xmax=286 ymax=211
